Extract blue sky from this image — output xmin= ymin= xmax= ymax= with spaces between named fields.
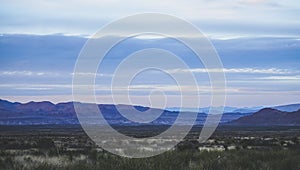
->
xmin=0 ymin=0 xmax=300 ymax=107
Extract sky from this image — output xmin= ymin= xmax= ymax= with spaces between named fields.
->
xmin=0 ymin=0 xmax=300 ymax=107
xmin=1 ymin=0 xmax=300 ymax=37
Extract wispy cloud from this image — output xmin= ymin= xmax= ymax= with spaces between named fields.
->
xmin=70 ymin=72 xmax=112 ymax=77
xmin=0 ymin=83 xmax=228 ymax=94
xmin=0 ymin=71 xmax=47 ymax=76
xmin=257 ymin=76 xmax=300 ymax=80
xmin=14 ymin=87 xmax=52 ymax=90
xmin=168 ymin=68 xmax=292 ymax=74
xmin=0 ymin=71 xmax=61 ymax=77
xmin=0 ymin=84 xmax=71 ymax=89
xmin=0 ymin=71 xmax=112 ymax=77
xmin=5 ymin=68 xmax=292 ymax=79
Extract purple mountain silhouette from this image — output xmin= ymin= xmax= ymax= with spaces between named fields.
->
xmin=231 ymin=108 xmax=300 ymax=126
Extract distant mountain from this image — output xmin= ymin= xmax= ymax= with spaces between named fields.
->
xmin=1 ymin=99 xmax=299 ymax=126
xmin=0 ymin=99 xmax=192 ymax=125
xmin=272 ymin=103 xmax=300 ymax=112
xmin=0 ymin=99 xmax=78 ymax=125
xmin=0 ymin=99 xmax=76 ymax=117
xmin=166 ymin=106 xmax=262 ymax=114
xmin=0 ymin=99 xmax=250 ymax=125
xmin=231 ymin=107 xmax=263 ymax=113
xmin=230 ymin=108 xmax=300 ymax=126
xmin=167 ymin=103 xmax=300 ymax=114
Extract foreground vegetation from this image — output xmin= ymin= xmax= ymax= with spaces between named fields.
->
xmin=0 ymin=125 xmax=299 ymax=170
xmin=1 ymin=147 xmax=300 ymax=170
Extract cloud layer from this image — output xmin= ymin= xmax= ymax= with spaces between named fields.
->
xmin=0 ymin=34 xmax=299 ymax=107
xmin=1 ymin=0 xmax=300 ymax=36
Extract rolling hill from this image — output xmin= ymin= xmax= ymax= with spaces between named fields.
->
xmin=230 ymin=108 xmax=300 ymax=126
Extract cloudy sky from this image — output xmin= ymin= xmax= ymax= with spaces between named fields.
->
xmin=1 ymin=0 xmax=300 ymax=37
xmin=0 ymin=0 xmax=300 ymax=107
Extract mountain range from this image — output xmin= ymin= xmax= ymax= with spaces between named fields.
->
xmin=0 ymin=99 xmax=299 ymax=126
xmin=167 ymin=103 xmax=300 ymax=113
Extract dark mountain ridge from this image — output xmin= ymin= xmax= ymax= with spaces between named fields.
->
xmin=230 ymin=108 xmax=300 ymax=126
xmin=0 ymin=99 xmax=76 ymax=117
xmin=0 ymin=99 xmax=188 ymax=125
xmin=1 ymin=99 xmax=300 ymax=126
